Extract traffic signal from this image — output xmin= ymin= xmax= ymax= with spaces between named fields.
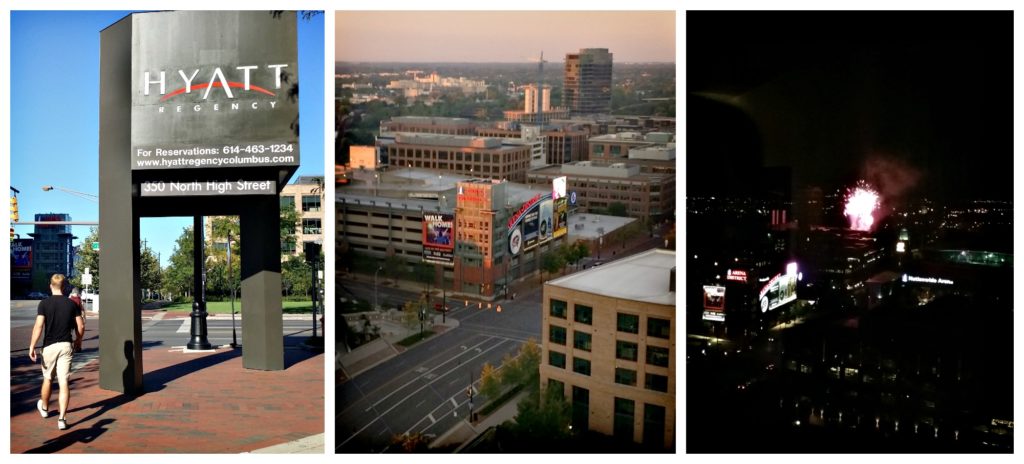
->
xmin=10 ymin=196 xmax=18 ymax=222
xmin=9 ymin=227 xmax=14 ymax=241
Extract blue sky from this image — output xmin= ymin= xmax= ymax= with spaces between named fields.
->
xmin=10 ymin=11 xmax=325 ymax=267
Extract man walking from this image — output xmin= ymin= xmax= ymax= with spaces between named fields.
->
xmin=29 ymin=274 xmax=85 ymax=430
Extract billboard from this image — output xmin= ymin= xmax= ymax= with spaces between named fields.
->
xmin=422 ymin=213 xmax=454 ymax=265
xmin=759 ymin=263 xmax=798 ymax=313
xmin=552 ymin=176 xmax=567 ymax=200
xmin=703 ymin=285 xmax=726 ymax=322
xmin=553 ymin=197 xmax=568 ymax=238
xmin=10 ymin=238 xmax=33 ymax=282
xmin=130 ymin=11 xmax=299 ymax=171
xmin=507 ymin=191 xmax=565 ymax=255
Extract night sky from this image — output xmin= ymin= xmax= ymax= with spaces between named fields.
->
xmin=687 ymin=11 xmax=1013 ymax=201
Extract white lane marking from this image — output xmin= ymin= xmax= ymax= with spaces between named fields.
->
xmin=176 ymin=320 xmax=190 ymax=333
xmin=450 ymin=397 xmax=458 ymax=407
xmin=428 ymin=413 xmax=436 ymax=424
xmin=366 ymin=337 xmax=495 ymax=410
xmin=338 ymin=338 xmax=509 ymax=448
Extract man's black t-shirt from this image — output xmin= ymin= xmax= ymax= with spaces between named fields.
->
xmin=37 ymin=295 xmax=81 ymax=347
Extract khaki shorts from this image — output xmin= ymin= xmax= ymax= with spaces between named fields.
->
xmin=41 ymin=342 xmax=73 ymax=382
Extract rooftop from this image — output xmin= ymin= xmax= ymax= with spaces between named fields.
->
xmin=548 ymin=248 xmax=677 ymax=306
xmin=567 ymin=214 xmax=637 ymax=239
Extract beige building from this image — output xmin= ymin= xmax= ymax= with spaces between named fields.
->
xmin=377 ymin=133 xmax=533 ymax=183
xmin=380 ymin=116 xmax=475 ymax=135
xmin=541 ymin=248 xmax=676 ymax=449
xmin=526 ymin=160 xmax=675 ymax=221
xmin=280 ymin=176 xmax=325 ymax=257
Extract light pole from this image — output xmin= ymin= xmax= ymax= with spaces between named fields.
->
xmin=228 ymin=231 xmax=238 ymax=348
xmin=374 ymin=265 xmax=383 ymax=310
xmin=41 ymin=185 xmax=98 ymax=202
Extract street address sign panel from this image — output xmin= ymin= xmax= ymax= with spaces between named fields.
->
xmin=130 ymin=11 xmax=299 ymax=170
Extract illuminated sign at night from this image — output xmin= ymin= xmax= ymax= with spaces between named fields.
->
xmin=726 ymin=269 xmax=747 ymax=282
xmin=901 ymin=274 xmax=953 ymax=285
xmin=759 ymin=263 xmax=798 ymax=313
xmin=703 ymin=285 xmax=726 ymax=322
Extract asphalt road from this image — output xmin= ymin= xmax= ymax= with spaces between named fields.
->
xmin=9 ymin=299 xmax=318 ymax=352
xmin=336 ymin=286 xmax=543 ymax=452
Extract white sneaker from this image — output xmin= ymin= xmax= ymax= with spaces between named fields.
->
xmin=37 ymin=400 xmax=47 ymax=418
xmin=57 ymin=418 xmax=67 ymax=430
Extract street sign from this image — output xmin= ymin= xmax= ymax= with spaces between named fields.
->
xmin=82 ymin=273 xmax=93 ymax=286
xmin=92 ymin=242 xmax=100 ymax=251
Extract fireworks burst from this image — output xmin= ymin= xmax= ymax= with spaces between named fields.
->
xmin=844 ymin=182 xmax=880 ymax=231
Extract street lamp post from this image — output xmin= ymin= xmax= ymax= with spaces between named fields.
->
xmin=374 ymin=265 xmax=383 ymax=311
xmin=187 ymin=215 xmax=212 ymax=350
xmin=228 ymin=231 xmax=238 ymax=348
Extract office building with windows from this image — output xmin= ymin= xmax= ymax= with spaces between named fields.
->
xmin=280 ymin=176 xmax=325 ymax=257
xmin=376 ymin=133 xmax=533 ymax=183
xmin=540 ymin=249 xmax=676 ymax=449
xmin=29 ymin=213 xmax=77 ymax=292
xmin=526 ymin=160 xmax=675 ymax=221
xmin=564 ymin=48 xmax=613 ymax=116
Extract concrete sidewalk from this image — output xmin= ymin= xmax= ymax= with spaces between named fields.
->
xmin=9 ymin=312 xmax=324 ymax=454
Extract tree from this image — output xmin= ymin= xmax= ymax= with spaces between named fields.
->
xmin=163 ymin=227 xmax=195 ymax=300
xmin=510 ymin=381 xmax=572 ymax=443
xmin=282 ymin=254 xmax=313 ymax=297
xmin=390 ymin=433 xmax=430 ymax=452
xmin=607 ymin=202 xmax=628 ymax=217
xmin=479 ymin=362 xmax=503 ymax=400
xmin=541 ymin=251 xmax=564 ymax=283
xmin=139 ymin=244 xmax=162 ymax=299
xmin=401 ymin=296 xmax=426 ymax=332
xmin=72 ymin=227 xmax=100 ymax=290
xmin=281 ymin=203 xmax=300 ymax=254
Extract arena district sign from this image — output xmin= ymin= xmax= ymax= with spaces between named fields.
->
xmin=99 ymin=11 xmax=300 ymax=393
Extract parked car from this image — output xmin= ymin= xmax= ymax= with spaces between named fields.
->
xmin=26 ymin=291 xmax=48 ymax=300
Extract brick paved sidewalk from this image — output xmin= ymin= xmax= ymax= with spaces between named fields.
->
xmin=9 ymin=313 xmax=324 ymax=453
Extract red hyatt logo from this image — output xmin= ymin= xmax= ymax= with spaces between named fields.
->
xmin=144 ymin=64 xmax=289 ymax=101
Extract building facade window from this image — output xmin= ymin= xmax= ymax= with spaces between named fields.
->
xmin=573 ymin=331 xmax=592 ymax=352
xmin=574 ymin=304 xmax=593 ymax=325
xmin=616 ymin=340 xmax=638 ymax=361
xmin=549 ymin=325 xmax=567 ymax=345
xmin=280 ymin=196 xmax=296 ymax=209
xmin=647 ymin=317 xmax=671 ymax=339
xmin=572 ymin=386 xmax=589 ymax=431
xmin=549 ymin=350 xmax=566 ymax=369
xmin=302 ymin=218 xmax=322 ymax=235
xmin=644 ymin=373 xmax=669 ymax=393
xmin=614 ymin=397 xmax=635 ymax=441
xmin=550 ymin=299 xmax=567 ymax=319
xmin=301 ymin=195 xmax=321 ymax=212
xmin=615 ymin=368 xmax=637 ymax=386
xmin=643 ymin=404 xmax=666 ymax=448
xmin=617 ymin=313 xmax=639 ymax=334
xmin=646 ymin=346 xmax=670 ymax=368
xmin=572 ymin=357 xmax=591 ymax=376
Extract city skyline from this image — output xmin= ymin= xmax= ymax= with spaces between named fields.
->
xmin=336 ymin=11 xmax=675 ymax=63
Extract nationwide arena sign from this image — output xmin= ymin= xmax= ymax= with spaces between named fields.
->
xmin=130 ymin=11 xmax=299 ymax=172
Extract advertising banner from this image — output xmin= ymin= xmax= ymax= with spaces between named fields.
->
xmin=11 ymin=238 xmax=33 ymax=282
xmin=508 ymin=191 xmax=566 ymax=255
xmin=130 ymin=11 xmax=299 ymax=171
xmin=553 ymin=197 xmax=568 ymax=238
xmin=759 ymin=268 xmax=798 ymax=313
xmin=422 ymin=213 xmax=454 ymax=265
xmin=702 ymin=285 xmax=726 ymax=322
